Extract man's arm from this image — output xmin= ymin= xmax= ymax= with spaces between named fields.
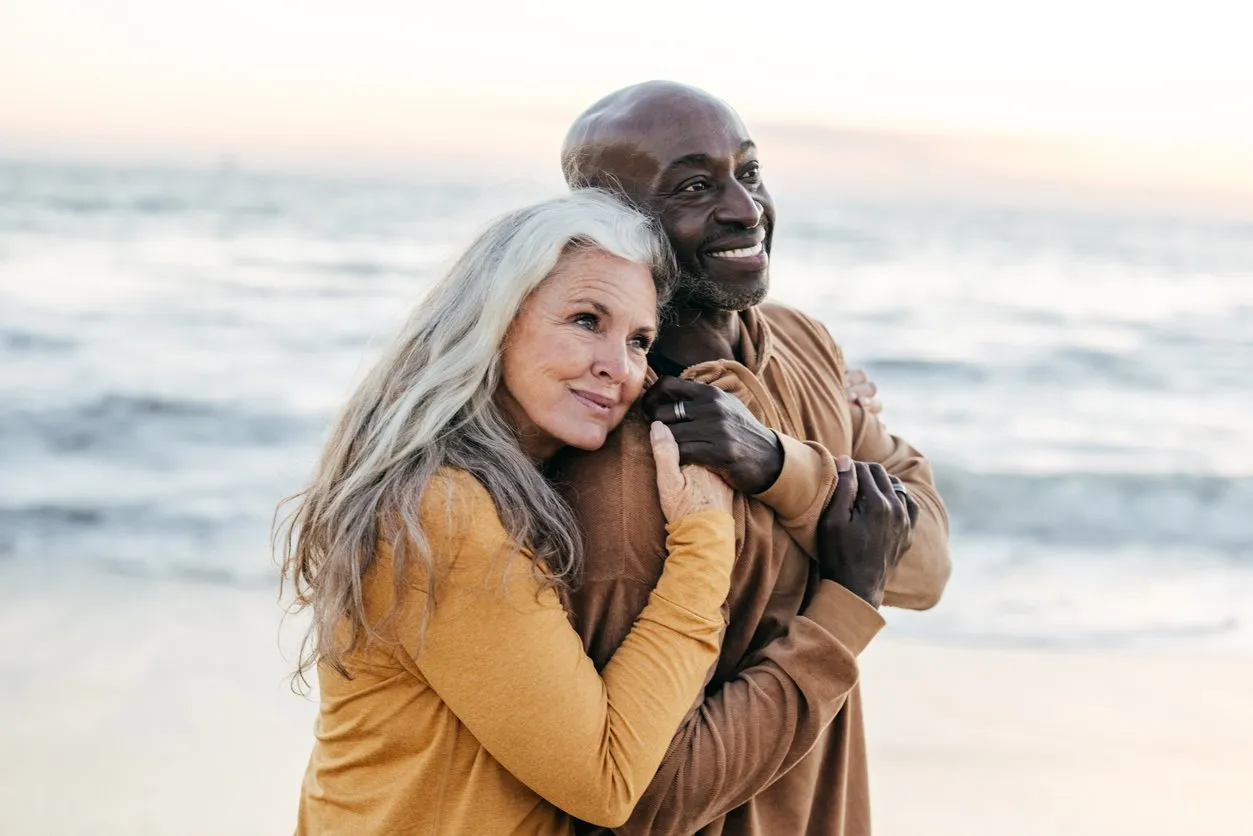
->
xmin=839 ymin=355 xmax=951 ymax=610
xmin=750 ymin=424 xmax=947 ymax=611
xmin=779 ymin=307 xmax=952 ymax=608
xmin=559 ymin=435 xmax=906 ymax=836
xmin=646 ymin=366 xmax=951 ymax=610
xmin=575 ymin=581 xmax=882 ymax=836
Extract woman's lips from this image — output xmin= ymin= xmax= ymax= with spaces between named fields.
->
xmin=571 ymin=389 xmax=616 ymax=415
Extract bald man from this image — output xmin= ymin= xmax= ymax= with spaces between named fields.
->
xmin=547 ymin=81 xmax=951 ymax=836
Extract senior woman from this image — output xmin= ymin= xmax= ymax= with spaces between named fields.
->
xmin=279 ymin=189 xmax=735 ymax=835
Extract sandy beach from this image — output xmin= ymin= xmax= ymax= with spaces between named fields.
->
xmin=862 ymin=640 xmax=1253 ymax=836
xmin=3 ymin=565 xmax=1249 ymax=836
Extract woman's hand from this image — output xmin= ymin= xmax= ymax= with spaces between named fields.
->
xmin=845 ymin=368 xmax=883 ymax=418
xmin=650 ymin=420 xmax=734 ymax=522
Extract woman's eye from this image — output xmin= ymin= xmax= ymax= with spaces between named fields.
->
xmin=573 ymin=313 xmax=599 ymax=331
xmin=629 ymin=334 xmax=653 ymax=351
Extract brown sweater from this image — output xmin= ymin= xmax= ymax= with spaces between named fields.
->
xmin=551 ymin=301 xmax=951 ymax=835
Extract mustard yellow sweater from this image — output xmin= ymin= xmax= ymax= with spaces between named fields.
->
xmin=295 ymin=469 xmax=736 ymax=835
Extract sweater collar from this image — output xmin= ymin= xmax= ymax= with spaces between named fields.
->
xmin=645 ymin=305 xmax=774 ymax=385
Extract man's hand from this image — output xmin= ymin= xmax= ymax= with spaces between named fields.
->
xmin=845 ymin=368 xmax=883 ymax=417
xmin=816 ymin=457 xmax=915 ymax=608
xmin=643 ymin=376 xmax=784 ymax=495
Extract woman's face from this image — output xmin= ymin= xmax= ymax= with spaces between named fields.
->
xmin=500 ymin=248 xmax=658 ymax=460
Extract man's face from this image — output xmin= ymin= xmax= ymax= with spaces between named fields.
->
xmin=604 ymin=106 xmax=776 ymax=311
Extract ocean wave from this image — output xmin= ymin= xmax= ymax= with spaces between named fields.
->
xmin=1022 ymin=345 xmax=1162 ymax=388
xmin=4 ymin=463 xmax=1249 ymax=562
xmin=0 ymin=394 xmax=322 ymax=454
xmin=782 ymin=201 xmax=1253 ymax=278
xmin=0 ymin=502 xmax=239 ymax=537
xmin=856 ymin=357 xmax=989 ymax=383
xmin=863 ymin=318 xmax=1250 ymax=390
xmin=936 ymin=466 xmax=1253 ymax=556
xmin=0 ymin=329 xmax=77 ymax=353
xmin=98 ymin=558 xmax=273 ymax=589
xmin=0 ymin=499 xmax=274 ymax=573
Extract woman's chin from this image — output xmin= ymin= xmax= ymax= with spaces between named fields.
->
xmin=555 ymin=424 xmax=611 ymax=452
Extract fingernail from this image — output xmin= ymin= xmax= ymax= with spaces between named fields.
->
xmin=837 ymin=455 xmax=852 ymax=472
xmin=651 ymin=421 xmax=665 ymax=440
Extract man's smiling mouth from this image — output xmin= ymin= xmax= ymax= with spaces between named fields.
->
xmin=707 ymin=242 xmax=764 ymax=259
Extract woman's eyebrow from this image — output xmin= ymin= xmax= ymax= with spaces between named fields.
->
xmin=570 ymin=298 xmax=613 ymax=317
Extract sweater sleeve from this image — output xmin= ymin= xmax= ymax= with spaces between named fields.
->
xmin=749 ymin=393 xmax=951 ymax=612
xmin=843 ymin=382 xmax=952 ymax=610
xmin=406 ymin=472 xmax=736 ymax=828
xmin=816 ymin=329 xmax=953 ymax=611
xmin=578 ymin=581 xmax=884 ymax=836
xmin=752 ymin=431 xmax=838 ymax=557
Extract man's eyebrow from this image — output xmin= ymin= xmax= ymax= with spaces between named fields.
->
xmin=662 ymin=141 xmax=757 ymax=173
xmin=663 ymin=153 xmax=712 ymax=173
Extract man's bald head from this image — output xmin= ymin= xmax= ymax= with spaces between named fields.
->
xmin=562 ymin=81 xmax=746 ymax=198
xmin=562 ymin=81 xmax=775 ymax=313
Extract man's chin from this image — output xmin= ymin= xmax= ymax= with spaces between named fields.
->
xmin=678 ymin=268 xmax=770 ymax=312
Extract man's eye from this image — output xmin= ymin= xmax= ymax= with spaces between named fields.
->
xmin=680 ymin=180 xmax=710 ymax=193
xmin=740 ymin=164 xmax=761 ymax=184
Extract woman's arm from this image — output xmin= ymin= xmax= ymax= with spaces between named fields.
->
xmin=406 ymin=470 xmax=734 ymax=828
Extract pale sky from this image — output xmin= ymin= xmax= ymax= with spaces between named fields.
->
xmin=3 ymin=0 xmax=1252 ymax=210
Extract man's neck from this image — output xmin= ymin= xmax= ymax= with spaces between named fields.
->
xmin=651 ymin=306 xmax=742 ymax=368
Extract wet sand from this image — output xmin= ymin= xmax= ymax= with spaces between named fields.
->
xmin=3 ymin=567 xmax=1249 ymax=835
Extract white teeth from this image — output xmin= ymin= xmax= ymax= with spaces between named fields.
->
xmin=708 ymin=243 xmax=763 ymax=259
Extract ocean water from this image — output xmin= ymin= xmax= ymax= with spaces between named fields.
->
xmin=2 ymin=160 xmax=1250 ymax=651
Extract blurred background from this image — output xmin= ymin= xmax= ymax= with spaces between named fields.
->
xmin=2 ymin=2 xmax=1250 ymax=834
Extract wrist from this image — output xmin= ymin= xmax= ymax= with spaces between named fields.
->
xmin=745 ymin=431 xmax=785 ymax=494
xmin=841 ymin=582 xmax=883 ymax=609
xmin=819 ymin=564 xmax=883 ymax=609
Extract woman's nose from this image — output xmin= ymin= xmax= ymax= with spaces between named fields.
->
xmin=593 ymin=343 xmax=630 ymax=383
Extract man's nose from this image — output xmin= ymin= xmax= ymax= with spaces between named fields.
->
xmin=713 ymin=180 xmax=763 ymax=229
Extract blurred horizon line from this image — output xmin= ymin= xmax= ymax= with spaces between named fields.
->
xmin=5 ymin=114 xmax=1253 ymax=223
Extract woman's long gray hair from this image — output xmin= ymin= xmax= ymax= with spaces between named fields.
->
xmin=277 ymin=189 xmax=675 ymax=688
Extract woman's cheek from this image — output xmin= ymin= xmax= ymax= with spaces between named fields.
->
xmin=623 ymin=361 xmax=648 ymax=402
